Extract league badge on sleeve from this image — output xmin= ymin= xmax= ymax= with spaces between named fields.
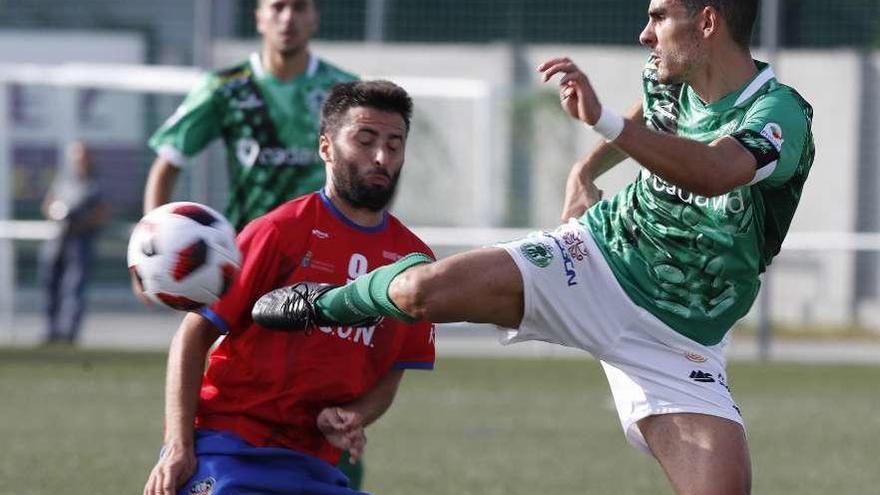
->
xmin=760 ymin=122 xmax=784 ymax=152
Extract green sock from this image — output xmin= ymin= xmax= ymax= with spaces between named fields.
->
xmin=316 ymin=253 xmax=434 ymax=324
xmin=336 ymin=451 xmax=364 ymax=489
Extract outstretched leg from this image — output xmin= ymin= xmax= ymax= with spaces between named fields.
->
xmin=255 ymin=247 xmax=525 ymax=331
xmin=387 ymin=248 xmax=524 ymax=328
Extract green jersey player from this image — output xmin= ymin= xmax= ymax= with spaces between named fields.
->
xmin=144 ymin=0 xmax=356 ymax=231
xmin=253 ymin=1 xmax=814 ymax=494
xmin=586 ymin=53 xmax=813 ymax=346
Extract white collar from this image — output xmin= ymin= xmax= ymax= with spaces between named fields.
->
xmin=733 ymin=65 xmax=775 ymax=107
xmin=249 ymin=51 xmax=319 ymax=79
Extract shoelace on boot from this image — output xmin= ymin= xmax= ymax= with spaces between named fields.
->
xmin=281 ymin=282 xmax=317 ymax=334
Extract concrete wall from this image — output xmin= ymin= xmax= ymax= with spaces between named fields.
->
xmin=761 ymin=50 xmax=863 ymax=326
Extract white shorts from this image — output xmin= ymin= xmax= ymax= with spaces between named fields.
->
xmin=497 ymin=220 xmax=743 ymax=455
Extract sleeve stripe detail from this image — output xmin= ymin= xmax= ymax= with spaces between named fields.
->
xmin=747 ymin=160 xmax=778 ymax=186
xmin=199 ymin=307 xmax=231 ymax=335
xmin=393 ymin=361 xmax=434 ymax=370
xmin=729 ymin=128 xmax=780 ymax=170
xmin=156 ymin=145 xmax=188 ymax=168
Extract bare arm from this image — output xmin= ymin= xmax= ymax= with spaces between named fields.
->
xmin=561 ymin=102 xmax=644 ymax=220
xmin=612 ymin=124 xmax=754 ymax=197
xmin=144 ymin=313 xmax=221 ymax=495
xmin=144 ymin=157 xmax=182 ymax=214
xmin=344 ymin=368 xmax=404 ymax=426
xmin=540 ymin=58 xmax=756 ymax=198
xmin=316 ymin=369 xmax=405 ymax=463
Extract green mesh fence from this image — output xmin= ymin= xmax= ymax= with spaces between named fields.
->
xmin=782 ymin=0 xmax=880 ymax=48
xmin=232 ymin=0 xmax=880 ymax=48
xmin=3 ymin=1 xmax=877 ymax=54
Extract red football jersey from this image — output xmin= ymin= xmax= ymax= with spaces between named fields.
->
xmin=196 ymin=190 xmax=435 ymax=464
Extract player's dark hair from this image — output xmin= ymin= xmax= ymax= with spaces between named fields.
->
xmin=320 ymin=80 xmax=413 ymax=137
xmin=257 ymin=0 xmax=318 ymax=8
xmin=680 ymin=0 xmax=758 ymax=50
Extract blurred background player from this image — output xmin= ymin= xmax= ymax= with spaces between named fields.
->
xmin=142 ymin=80 xmax=435 ymax=495
xmin=254 ymin=2 xmax=815 ymax=494
xmin=40 ymin=141 xmax=110 ymax=345
xmin=144 ymin=0 xmax=357 ymax=231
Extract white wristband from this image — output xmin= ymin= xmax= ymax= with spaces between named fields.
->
xmin=589 ymin=106 xmax=625 ymax=142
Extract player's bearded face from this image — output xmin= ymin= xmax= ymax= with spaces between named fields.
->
xmin=331 ymin=143 xmax=402 ymax=212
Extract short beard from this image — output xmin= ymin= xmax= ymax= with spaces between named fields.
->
xmin=333 ymin=157 xmax=400 ymax=212
xmin=661 ymin=29 xmax=706 ymax=85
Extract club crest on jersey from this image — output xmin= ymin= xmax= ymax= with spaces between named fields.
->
xmin=189 ymin=477 xmax=215 ymax=495
xmin=760 ymin=122 xmax=784 ymax=152
xmin=236 ymin=137 xmax=260 ymax=168
xmin=299 ymin=251 xmax=335 ymax=272
xmin=520 ymin=241 xmax=554 ymax=268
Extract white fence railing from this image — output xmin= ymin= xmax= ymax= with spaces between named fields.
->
xmin=4 ymin=221 xmax=880 ymax=357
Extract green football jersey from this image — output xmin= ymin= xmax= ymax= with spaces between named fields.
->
xmin=585 ymin=57 xmax=815 ymax=346
xmin=149 ymin=53 xmax=357 ymax=230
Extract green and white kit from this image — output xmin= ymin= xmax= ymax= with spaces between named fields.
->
xmin=498 ymin=220 xmax=743 ymax=454
xmin=149 ymin=53 xmax=357 ymax=230
xmin=496 ymin=58 xmax=813 ymax=453
xmin=586 ymin=57 xmax=815 ymax=345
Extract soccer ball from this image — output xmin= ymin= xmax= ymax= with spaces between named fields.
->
xmin=127 ymin=202 xmax=241 ymax=311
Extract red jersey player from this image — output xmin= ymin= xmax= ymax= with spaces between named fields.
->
xmin=143 ymin=81 xmax=434 ymax=495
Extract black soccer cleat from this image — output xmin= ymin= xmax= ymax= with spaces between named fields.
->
xmin=251 ymin=282 xmax=381 ymax=331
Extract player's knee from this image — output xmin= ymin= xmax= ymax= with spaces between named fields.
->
xmin=389 ymin=264 xmax=439 ymax=320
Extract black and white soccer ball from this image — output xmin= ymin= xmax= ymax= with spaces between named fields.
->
xmin=127 ymin=202 xmax=241 ymax=311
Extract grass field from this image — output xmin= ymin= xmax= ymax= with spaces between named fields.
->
xmin=1 ymin=348 xmax=879 ymax=495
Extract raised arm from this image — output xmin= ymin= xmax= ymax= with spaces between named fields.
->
xmin=540 ymin=58 xmax=756 ymax=197
xmin=561 ymin=101 xmax=643 ymax=220
xmin=613 ymin=121 xmax=755 ymax=197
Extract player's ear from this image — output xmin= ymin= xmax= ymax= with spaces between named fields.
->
xmin=318 ymin=134 xmax=333 ymax=163
xmin=700 ymin=6 xmax=719 ymax=39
